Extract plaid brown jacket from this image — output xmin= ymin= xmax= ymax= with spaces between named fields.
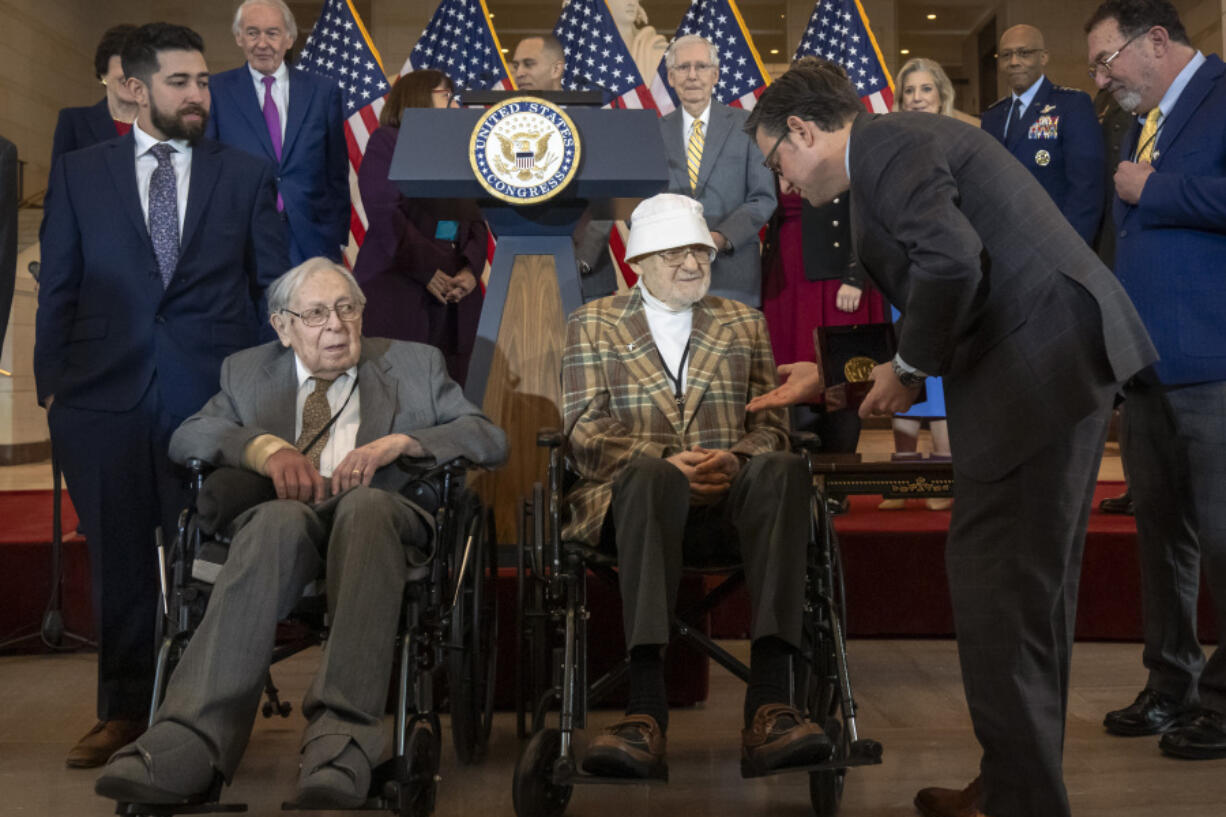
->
xmin=560 ymin=288 xmax=789 ymax=546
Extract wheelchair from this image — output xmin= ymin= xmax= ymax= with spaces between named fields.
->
xmin=512 ymin=431 xmax=882 ymax=817
xmin=120 ymin=457 xmax=499 ymax=817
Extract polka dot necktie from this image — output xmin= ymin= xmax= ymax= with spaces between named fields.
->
xmin=296 ymin=376 xmax=337 ymax=469
xmin=148 ymin=143 xmax=180 ymax=289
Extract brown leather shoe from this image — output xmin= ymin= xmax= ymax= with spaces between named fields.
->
xmin=582 ymin=715 xmax=667 ymax=779
xmin=741 ymin=703 xmax=832 ymax=777
xmin=66 ymin=719 xmax=146 ymax=769
xmin=914 ymin=776 xmax=984 ymax=817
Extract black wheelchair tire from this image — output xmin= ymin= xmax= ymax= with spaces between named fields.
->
xmin=809 ymin=768 xmax=845 ymax=817
xmin=449 ymin=500 xmax=498 ymax=764
xmin=512 ymin=729 xmax=572 ymax=817
xmin=400 ymin=719 xmax=440 ymax=817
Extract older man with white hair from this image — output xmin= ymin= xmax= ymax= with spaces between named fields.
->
xmin=561 ymin=193 xmax=827 ymax=780
xmin=207 ymin=0 xmax=349 ymax=264
xmin=94 ymin=258 xmax=507 ymax=808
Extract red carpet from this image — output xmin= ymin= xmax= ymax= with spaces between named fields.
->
xmin=709 ymin=481 xmax=1217 ymax=641
xmin=0 ymin=490 xmax=94 ymax=649
xmin=3 ymin=483 xmax=1216 ymax=654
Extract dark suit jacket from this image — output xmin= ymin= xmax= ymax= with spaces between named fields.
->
xmin=0 ymin=135 xmax=15 ymax=351
xmin=1113 ymin=54 xmax=1226 ymax=386
xmin=206 ymin=64 xmax=349 ymax=264
xmin=847 ymin=112 xmax=1155 ymax=481
xmin=352 ymin=126 xmax=484 ymax=360
xmin=50 ymin=99 xmax=118 ymax=171
xmin=168 ymin=338 xmax=508 ymax=499
xmin=981 ymin=77 xmax=1105 ymax=244
xmin=34 ymin=132 xmax=289 ymax=420
xmin=41 ymin=99 xmax=125 ymax=242
xmin=660 ymin=103 xmax=776 ymax=306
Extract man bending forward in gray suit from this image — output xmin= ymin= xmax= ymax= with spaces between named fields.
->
xmin=745 ymin=62 xmax=1156 ymax=817
xmin=95 ymin=258 xmax=508 ymax=808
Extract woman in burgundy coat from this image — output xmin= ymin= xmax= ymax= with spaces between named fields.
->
xmin=353 ymin=69 xmax=486 ymax=385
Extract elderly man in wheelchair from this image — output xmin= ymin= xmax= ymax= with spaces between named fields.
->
xmin=562 ymin=193 xmax=830 ymax=780
xmin=94 ymin=258 xmax=508 ymax=808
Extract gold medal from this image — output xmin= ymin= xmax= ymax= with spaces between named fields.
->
xmin=844 ymin=356 xmax=876 ymax=383
xmin=1035 ymin=149 xmax=1051 ymax=167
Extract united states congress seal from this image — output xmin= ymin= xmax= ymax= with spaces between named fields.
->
xmin=469 ymin=96 xmax=581 ymax=205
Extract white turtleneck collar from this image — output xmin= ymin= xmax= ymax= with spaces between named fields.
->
xmin=638 ymin=280 xmax=693 ymax=392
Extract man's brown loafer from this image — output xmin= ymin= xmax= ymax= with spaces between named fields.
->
xmin=914 ymin=776 xmax=985 ymax=817
xmin=740 ymin=703 xmax=832 ymax=777
xmin=66 ymin=719 xmax=146 ymax=769
xmin=581 ymin=715 xmax=667 ymax=779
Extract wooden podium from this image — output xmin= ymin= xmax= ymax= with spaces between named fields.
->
xmin=390 ymin=105 xmax=668 ymax=541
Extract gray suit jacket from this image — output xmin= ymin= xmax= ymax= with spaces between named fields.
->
xmin=661 ymin=103 xmax=776 ymax=306
xmin=847 ymin=112 xmax=1156 ymax=482
xmin=169 ymin=337 xmax=508 ymax=498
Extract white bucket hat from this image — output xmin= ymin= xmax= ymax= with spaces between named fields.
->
xmin=624 ymin=193 xmax=717 ymax=262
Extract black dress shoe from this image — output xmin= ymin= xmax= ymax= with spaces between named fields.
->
xmin=1099 ymin=491 xmax=1134 ymax=515
xmin=1104 ymin=688 xmax=1196 ymax=736
xmin=1159 ymin=709 xmax=1226 ymax=759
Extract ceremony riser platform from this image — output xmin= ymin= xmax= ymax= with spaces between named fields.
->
xmin=3 ymin=481 xmax=1217 ymax=663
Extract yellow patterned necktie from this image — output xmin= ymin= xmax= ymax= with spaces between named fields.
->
xmin=1136 ymin=108 xmax=1162 ymax=163
xmin=296 ymin=376 xmax=337 ymax=469
xmin=687 ymin=119 xmax=704 ymax=190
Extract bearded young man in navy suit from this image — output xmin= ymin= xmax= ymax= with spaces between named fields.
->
xmin=35 ymin=22 xmax=287 ymax=769
xmin=1087 ymin=0 xmax=1226 ymax=761
xmin=206 ymin=0 xmax=348 ymax=264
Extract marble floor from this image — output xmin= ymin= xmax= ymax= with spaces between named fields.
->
xmin=0 ymin=640 xmax=1220 ymax=816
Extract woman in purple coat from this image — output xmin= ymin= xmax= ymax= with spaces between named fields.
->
xmin=353 ymin=69 xmax=486 ymax=385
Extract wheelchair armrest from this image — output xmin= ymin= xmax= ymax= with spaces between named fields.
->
xmin=185 ymin=457 xmax=216 ymax=478
xmin=789 ymin=431 xmax=823 ymax=454
xmin=537 ymin=428 xmax=564 ymax=448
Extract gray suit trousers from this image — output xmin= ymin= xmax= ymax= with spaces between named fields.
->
xmin=154 ymin=486 xmax=425 ymax=778
xmin=606 ymin=452 xmax=809 ymax=650
xmin=948 ymin=405 xmax=1110 ymax=817
xmin=1123 ymin=379 xmax=1226 ymax=713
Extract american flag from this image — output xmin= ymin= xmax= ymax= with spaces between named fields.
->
xmin=554 ymin=0 xmax=656 ymax=109
xmin=794 ymin=0 xmax=894 ymax=112
xmin=648 ymin=0 xmax=771 ymax=115
xmin=403 ymin=0 xmax=513 ymax=92
xmin=296 ymin=0 xmax=389 ymax=260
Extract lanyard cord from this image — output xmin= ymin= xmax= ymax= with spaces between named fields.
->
xmin=657 ymin=339 xmax=691 ymax=412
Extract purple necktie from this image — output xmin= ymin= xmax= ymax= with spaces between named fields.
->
xmin=261 ymin=75 xmax=285 ymax=212
xmin=148 ymin=143 xmax=179 ymax=289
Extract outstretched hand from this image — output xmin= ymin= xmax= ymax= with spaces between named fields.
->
xmin=746 ymin=361 xmax=825 ymax=412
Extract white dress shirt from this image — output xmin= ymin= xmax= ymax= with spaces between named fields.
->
xmin=133 ymin=121 xmax=191 ymax=235
xmin=680 ymin=102 xmax=712 ymax=155
xmin=249 ymin=62 xmax=290 ymax=145
xmin=639 ymin=281 xmax=693 ymax=392
xmin=293 ymin=357 xmax=360 ymax=478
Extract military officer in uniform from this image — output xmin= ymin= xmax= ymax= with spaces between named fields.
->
xmin=981 ymin=24 xmax=1104 ymax=244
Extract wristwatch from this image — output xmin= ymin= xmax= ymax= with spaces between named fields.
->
xmin=891 ymin=359 xmax=926 ymax=389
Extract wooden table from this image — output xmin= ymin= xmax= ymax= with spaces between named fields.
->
xmin=809 ymin=455 xmax=955 ymax=500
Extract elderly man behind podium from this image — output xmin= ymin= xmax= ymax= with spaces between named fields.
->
xmin=95 ymin=258 xmax=507 ymax=808
xmin=563 ymin=193 xmax=828 ymax=780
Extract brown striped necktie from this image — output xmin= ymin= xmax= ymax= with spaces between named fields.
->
xmin=687 ymin=119 xmax=704 ymax=190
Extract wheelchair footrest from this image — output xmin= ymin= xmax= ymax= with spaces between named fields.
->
xmin=281 ymin=797 xmax=396 ymax=812
xmin=739 ymin=737 xmax=884 ymax=779
xmin=116 ymin=803 xmax=247 ymax=816
xmin=556 ymin=770 xmax=669 ymax=786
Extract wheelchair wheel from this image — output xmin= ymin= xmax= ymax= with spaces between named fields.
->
xmin=449 ymin=500 xmax=498 ymax=764
xmin=512 ymin=729 xmax=572 ymax=817
xmin=399 ymin=719 xmax=440 ymax=817
xmin=809 ymin=768 xmax=845 ymax=817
